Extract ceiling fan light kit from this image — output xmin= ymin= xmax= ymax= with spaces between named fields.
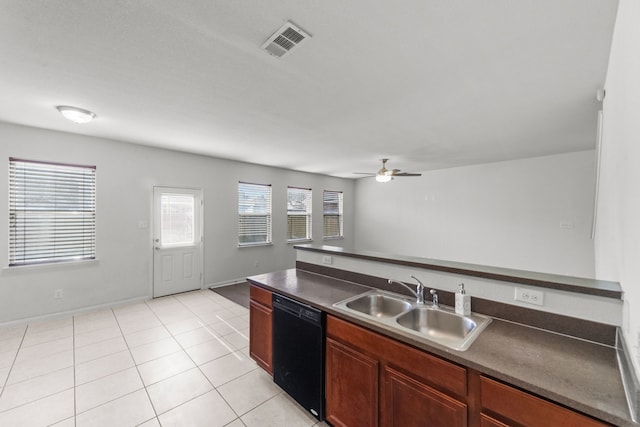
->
xmin=354 ymin=159 xmax=421 ymax=183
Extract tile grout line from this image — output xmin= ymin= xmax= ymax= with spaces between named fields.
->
xmin=2 ymin=339 xmax=75 ymax=389
xmin=110 ymin=305 xmax=160 ymax=427
xmin=0 ymin=291 xmax=294 ymax=426
xmin=198 ymin=291 xmax=297 ymax=424
xmin=0 ymin=324 xmax=75 ymax=422
xmin=160 ymin=292 xmax=249 ymax=423
xmin=0 ymin=325 xmax=28 ymax=403
xmin=201 ymin=291 xmax=311 ymax=424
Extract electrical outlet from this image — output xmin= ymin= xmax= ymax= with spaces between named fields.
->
xmin=322 ymin=255 xmax=332 ymax=265
xmin=54 ymin=289 xmax=63 ymax=299
xmin=514 ymin=287 xmax=544 ymax=306
xmin=560 ymin=221 xmax=573 ymax=230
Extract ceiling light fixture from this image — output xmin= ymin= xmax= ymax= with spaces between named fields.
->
xmin=56 ymin=106 xmax=96 ymax=124
xmin=375 ymin=173 xmax=392 ymax=183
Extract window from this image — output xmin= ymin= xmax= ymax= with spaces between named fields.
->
xmin=9 ymin=158 xmax=96 ymax=266
xmin=238 ymin=182 xmax=272 ymax=246
xmin=287 ymin=187 xmax=312 ymax=242
xmin=323 ymin=190 xmax=343 ymax=239
xmin=160 ymin=193 xmax=195 ymax=247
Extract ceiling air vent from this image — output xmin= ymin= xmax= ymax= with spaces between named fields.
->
xmin=262 ymin=22 xmax=311 ymax=58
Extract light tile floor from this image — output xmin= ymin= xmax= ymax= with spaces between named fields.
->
xmin=0 ymin=289 xmax=329 ymax=427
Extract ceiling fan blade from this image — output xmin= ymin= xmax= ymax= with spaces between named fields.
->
xmin=353 ymin=172 xmax=377 ymax=175
xmin=391 ymin=172 xmax=422 ymax=177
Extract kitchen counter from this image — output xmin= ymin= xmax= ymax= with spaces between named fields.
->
xmin=247 ymin=268 xmax=637 ymax=426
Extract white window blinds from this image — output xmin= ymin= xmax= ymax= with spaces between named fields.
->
xmin=238 ymin=182 xmax=272 ymax=246
xmin=287 ymin=187 xmax=312 ymax=241
xmin=9 ymin=158 xmax=96 ymax=266
xmin=323 ymin=190 xmax=343 ymax=239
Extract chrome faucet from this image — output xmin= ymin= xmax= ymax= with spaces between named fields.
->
xmin=388 ymin=275 xmax=425 ymax=304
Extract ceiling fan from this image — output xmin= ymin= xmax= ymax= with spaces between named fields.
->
xmin=354 ymin=159 xmax=422 ymax=183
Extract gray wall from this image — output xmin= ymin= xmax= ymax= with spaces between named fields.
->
xmin=595 ymin=0 xmax=640 ymax=376
xmin=354 ymin=151 xmax=597 ymax=278
xmin=0 ymin=122 xmax=354 ymax=323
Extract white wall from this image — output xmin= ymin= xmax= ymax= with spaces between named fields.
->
xmin=596 ymin=0 xmax=640 ymax=373
xmin=0 ymin=122 xmax=354 ymax=324
xmin=354 ymin=151 xmax=596 ymax=278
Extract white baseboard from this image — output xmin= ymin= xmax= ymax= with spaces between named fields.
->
xmin=207 ymin=278 xmax=247 ymax=289
xmin=0 ymin=295 xmax=151 ymax=329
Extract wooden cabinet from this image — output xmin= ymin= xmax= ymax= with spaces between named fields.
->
xmin=326 ymin=338 xmax=379 ymax=427
xmin=326 ymin=315 xmax=467 ymax=427
xmin=249 ymin=284 xmax=272 ymax=374
xmin=479 ymin=376 xmax=611 ymax=427
xmin=249 ymin=289 xmax=614 ymax=427
xmin=383 ymin=366 xmax=467 ymax=427
xmin=325 ymin=315 xmax=612 ymax=427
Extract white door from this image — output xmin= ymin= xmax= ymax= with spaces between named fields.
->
xmin=153 ymin=187 xmax=203 ymax=298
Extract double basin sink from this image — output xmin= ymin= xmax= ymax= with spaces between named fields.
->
xmin=333 ymin=290 xmax=491 ymax=351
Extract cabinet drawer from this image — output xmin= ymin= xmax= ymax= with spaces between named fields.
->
xmin=480 ymin=414 xmax=510 ymax=427
xmin=249 ymin=284 xmax=272 ymax=307
xmin=480 ymin=376 xmax=610 ymax=427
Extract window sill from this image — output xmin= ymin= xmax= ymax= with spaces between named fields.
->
xmin=288 ymin=239 xmax=313 ymax=244
xmin=323 ymin=236 xmax=344 ymax=241
xmin=3 ymin=259 xmax=99 ymax=273
xmin=238 ymin=243 xmax=273 ymax=248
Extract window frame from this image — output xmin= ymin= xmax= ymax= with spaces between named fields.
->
xmin=323 ymin=190 xmax=344 ymax=240
xmin=287 ymin=186 xmax=313 ymax=243
xmin=238 ymin=181 xmax=272 ymax=247
xmin=8 ymin=157 xmax=97 ymax=267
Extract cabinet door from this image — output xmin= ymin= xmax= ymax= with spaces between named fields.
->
xmin=326 ymin=337 xmax=379 ymax=427
xmin=249 ymin=300 xmax=272 ymax=374
xmin=382 ymin=367 xmax=467 ymax=427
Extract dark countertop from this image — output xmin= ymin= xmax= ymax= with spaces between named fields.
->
xmin=247 ymin=268 xmax=636 ymax=426
xmin=295 ymin=244 xmax=623 ymax=299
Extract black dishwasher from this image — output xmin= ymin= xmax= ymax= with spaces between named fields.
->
xmin=272 ymin=293 xmax=325 ymax=421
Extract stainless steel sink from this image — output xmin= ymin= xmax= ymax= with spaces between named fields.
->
xmin=395 ymin=306 xmax=490 ymax=350
xmin=397 ymin=306 xmax=476 ymax=336
xmin=345 ymin=293 xmax=413 ymax=318
xmin=333 ymin=290 xmax=491 ymax=351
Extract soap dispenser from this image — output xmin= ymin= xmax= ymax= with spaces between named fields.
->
xmin=455 ymin=283 xmax=471 ymax=316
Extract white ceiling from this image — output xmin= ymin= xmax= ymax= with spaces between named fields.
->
xmin=0 ymin=0 xmax=618 ymax=178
